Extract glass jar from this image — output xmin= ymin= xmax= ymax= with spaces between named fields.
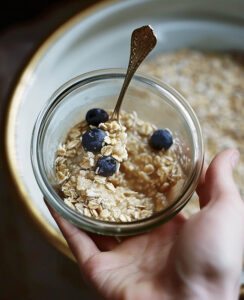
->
xmin=31 ymin=69 xmax=204 ymax=236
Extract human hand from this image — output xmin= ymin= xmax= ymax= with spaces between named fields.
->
xmin=48 ymin=148 xmax=244 ymax=300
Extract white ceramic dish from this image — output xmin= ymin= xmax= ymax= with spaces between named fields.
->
xmin=5 ymin=0 xmax=244 ymax=279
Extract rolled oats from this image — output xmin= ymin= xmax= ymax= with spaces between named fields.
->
xmin=55 ymin=111 xmax=183 ymax=222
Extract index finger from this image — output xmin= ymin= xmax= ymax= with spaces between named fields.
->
xmin=46 ymin=202 xmax=100 ymax=265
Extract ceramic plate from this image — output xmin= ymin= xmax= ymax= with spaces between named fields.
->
xmin=4 ymin=0 xmax=244 ymax=282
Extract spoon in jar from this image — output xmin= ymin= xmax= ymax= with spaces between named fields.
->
xmin=111 ymin=25 xmax=157 ymax=121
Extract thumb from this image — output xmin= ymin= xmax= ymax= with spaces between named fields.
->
xmin=199 ymin=148 xmax=242 ymax=207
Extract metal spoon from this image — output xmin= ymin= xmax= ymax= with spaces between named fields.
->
xmin=112 ymin=25 xmax=157 ymax=120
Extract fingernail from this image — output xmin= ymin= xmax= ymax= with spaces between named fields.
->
xmin=231 ymin=150 xmax=239 ymax=169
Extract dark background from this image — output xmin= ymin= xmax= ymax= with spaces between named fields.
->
xmin=0 ymin=1 xmax=103 ymax=299
xmin=0 ymin=0 xmax=68 ymax=29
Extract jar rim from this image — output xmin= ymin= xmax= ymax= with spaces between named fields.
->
xmin=31 ymin=68 xmax=204 ymax=236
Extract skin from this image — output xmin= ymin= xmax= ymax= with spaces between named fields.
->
xmin=47 ymin=148 xmax=244 ymax=300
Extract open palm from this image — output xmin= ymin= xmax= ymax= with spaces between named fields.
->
xmin=49 ymin=149 xmax=244 ymax=300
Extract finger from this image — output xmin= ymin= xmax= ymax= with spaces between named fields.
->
xmin=199 ymin=148 xmax=242 ymax=208
xmin=196 ymin=150 xmax=244 ymax=272
xmin=206 ymin=148 xmax=241 ymax=200
xmin=46 ymin=202 xmax=100 ymax=265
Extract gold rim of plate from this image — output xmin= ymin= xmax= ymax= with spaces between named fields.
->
xmin=4 ymin=0 xmax=117 ymax=260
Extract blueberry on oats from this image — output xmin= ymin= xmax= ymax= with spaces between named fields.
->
xmin=149 ymin=129 xmax=173 ymax=150
xmin=86 ymin=108 xmax=109 ymax=126
xmin=82 ymin=128 xmax=106 ymax=152
xmin=96 ymin=156 xmax=117 ymax=177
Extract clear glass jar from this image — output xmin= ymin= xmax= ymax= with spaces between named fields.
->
xmin=31 ymin=69 xmax=204 ymax=236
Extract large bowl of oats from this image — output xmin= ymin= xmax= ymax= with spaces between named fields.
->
xmin=31 ymin=69 xmax=204 ymax=235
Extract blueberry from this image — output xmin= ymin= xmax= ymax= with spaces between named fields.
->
xmin=86 ymin=108 xmax=109 ymax=126
xmin=149 ymin=129 xmax=173 ymax=150
xmin=96 ymin=156 xmax=117 ymax=177
xmin=82 ymin=128 xmax=106 ymax=152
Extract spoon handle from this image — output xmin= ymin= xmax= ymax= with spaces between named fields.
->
xmin=112 ymin=25 xmax=157 ymax=120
